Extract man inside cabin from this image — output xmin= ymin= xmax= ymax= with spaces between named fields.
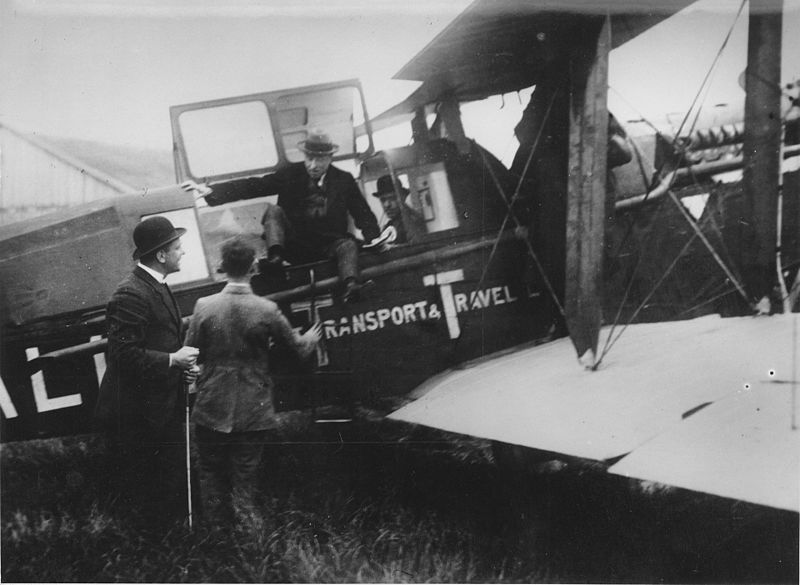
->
xmin=182 ymin=128 xmax=384 ymax=303
xmin=94 ymin=216 xmax=200 ymax=528
xmin=372 ymin=174 xmax=427 ymax=244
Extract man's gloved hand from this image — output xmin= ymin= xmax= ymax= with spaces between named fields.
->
xmin=180 ymin=180 xmax=213 ymax=201
xmin=170 ymin=346 xmax=199 ymax=369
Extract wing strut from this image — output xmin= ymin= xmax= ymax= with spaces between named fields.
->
xmin=741 ymin=0 xmax=783 ymax=305
xmin=564 ymin=14 xmax=611 ymax=366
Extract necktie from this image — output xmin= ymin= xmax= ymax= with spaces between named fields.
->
xmin=307 ymin=179 xmax=327 ymax=219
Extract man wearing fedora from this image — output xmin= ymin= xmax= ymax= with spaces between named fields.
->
xmin=95 ymin=216 xmax=199 ymax=527
xmin=182 ymin=128 xmax=382 ymax=303
xmin=372 ymin=175 xmax=427 ymax=244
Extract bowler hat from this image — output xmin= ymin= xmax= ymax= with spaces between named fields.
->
xmin=132 ymin=216 xmax=187 ymax=260
xmin=297 ymin=128 xmax=339 ymax=156
xmin=372 ymin=174 xmax=408 ymax=198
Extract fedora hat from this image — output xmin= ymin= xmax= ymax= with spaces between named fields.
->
xmin=132 ymin=216 xmax=186 ymax=260
xmin=372 ymin=174 xmax=408 ymax=198
xmin=297 ymin=128 xmax=339 ymax=156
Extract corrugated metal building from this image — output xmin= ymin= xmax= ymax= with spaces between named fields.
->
xmin=0 ymin=122 xmax=173 ymax=226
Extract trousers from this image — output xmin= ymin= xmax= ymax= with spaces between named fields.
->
xmin=261 ymin=203 xmax=358 ymax=281
xmin=102 ymin=408 xmax=187 ymax=528
xmin=195 ymin=425 xmax=272 ymax=523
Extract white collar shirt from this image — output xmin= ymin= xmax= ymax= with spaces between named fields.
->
xmin=137 ymin=262 xmax=167 ymax=284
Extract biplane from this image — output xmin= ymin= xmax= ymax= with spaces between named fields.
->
xmin=379 ymin=0 xmax=800 ymax=514
xmin=1 ymin=0 xmax=798 ymax=513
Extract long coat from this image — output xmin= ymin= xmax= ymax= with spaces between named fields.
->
xmin=206 ymin=163 xmax=381 ymax=245
xmin=95 ymin=266 xmax=184 ymax=435
xmin=185 ymin=283 xmax=315 ymax=433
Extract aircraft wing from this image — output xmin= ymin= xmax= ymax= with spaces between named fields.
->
xmin=389 ymin=314 xmax=799 ymax=511
xmin=368 ymin=0 xmax=698 ymax=129
xmin=609 ymin=383 xmax=799 ymax=512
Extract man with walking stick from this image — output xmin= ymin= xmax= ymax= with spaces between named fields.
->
xmin=95 ymin=216 xmax=199 ymax=529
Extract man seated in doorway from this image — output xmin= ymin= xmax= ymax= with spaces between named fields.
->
xmin=372 ymin=175 xmax=427 ymax=244
xmin=183 ymin=128 xmax=384 ymax=303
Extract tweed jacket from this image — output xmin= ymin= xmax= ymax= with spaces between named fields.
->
xmin=206 ymin=163 xmax=380 ymax=244
xmin=95 ymin=266 xmax=184 ymax=433
xmin=185 ymin=283 xmax=314 ymax=433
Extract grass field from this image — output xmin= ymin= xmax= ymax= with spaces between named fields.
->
xmin=1 ymin=416 xmax=797 ymax=583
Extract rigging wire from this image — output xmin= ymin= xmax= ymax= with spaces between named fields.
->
xmin=668 ymin=189 xmax=750 ymax=297
xmin=597 ymin=0 xmax=749 ymax=365
xmin=599 ymin=230 xmax=702 ymax=362
xmin=473 ymin=143 xmax=565 ymax=319
xmin=793 ymin=315 xmax=797 ymax=431
xmin=669 ymin=0 xmax=747 ymax=144
xmin=468 ymin=88 xmax=567 ymax=319
xmin=677 ymin=285 xmax=739 ymax=318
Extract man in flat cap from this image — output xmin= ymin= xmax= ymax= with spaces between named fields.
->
xmin=95 ymin=216 xmax=199 ymax=527
xmin=182 ymin=128 xmax=382 ymax=303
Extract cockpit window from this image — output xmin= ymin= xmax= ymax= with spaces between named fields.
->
xmin=171 ymin=80 xmax=372 ymax=184
xmin=177 ymin=101 xmax=279 ymax=178
xmin=362 ymin=161 xmax=460 ymax=245
xmin=276 ymin=86 xmax=366 ymax=163
xmin=195 ymin=197 xmax=272 ymax=281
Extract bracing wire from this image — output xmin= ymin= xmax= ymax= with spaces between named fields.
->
xmin=669 ymin=0 xmax=747 ymax=144
xmin=474 ymin=143 xmax=566 ymax=319
xmin=468 ymin=87 xmax=567 ymax=318
xmin=597 ymin=0 xmax=748 ymax=365
xmin=668 ymin=189 xmax=750 ymax=298
xmin=599 ymin=230 xmax=701 ymax=362
xmin=792 ymin=315 xmax=797 ymax=430
xmin=677 ymin=285 xmax=739 ymax=318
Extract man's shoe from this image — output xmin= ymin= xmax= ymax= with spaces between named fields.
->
xmin=257 ymin=256 xmax=288 ymax=280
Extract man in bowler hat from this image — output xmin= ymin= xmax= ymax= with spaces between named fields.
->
xmin=182 ymin=128 xmax=383 ymax=303
xmin=372 ymin=174 xmax=427 ymax=244
xmin=95 ymin=216 xmax=199 ymax=527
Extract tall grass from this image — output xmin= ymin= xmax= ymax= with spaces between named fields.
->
xmin=2 ymin=420 xmax=797 ymax=583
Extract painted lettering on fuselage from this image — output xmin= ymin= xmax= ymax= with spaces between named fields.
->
xmin=320 ymin=283 xmax=518 ymax=340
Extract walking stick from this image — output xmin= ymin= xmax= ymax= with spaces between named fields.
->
xmin=184 ymin=381 xmax=193 ymax=530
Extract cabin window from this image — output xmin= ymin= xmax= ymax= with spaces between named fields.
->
xmin=140 ymin=208 xmax=210 ymax=285
xmin=276 ymin=86 xmax=367 ymax=163
xmin=363 ymin=162 xmax=460 ymax=244
xmin=195 ymin=196 xmax=273 ymax=281
xmin=177 ymin=101 xmax=279 ymax=178
xmin=406 ymin=162 xmax=459 ymax=232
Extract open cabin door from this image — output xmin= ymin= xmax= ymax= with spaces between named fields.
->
xmin=169 ymin=79 xmax=374 ymax=185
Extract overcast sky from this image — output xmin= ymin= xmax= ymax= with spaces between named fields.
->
xmin=1 ymin=0 xmax=798 ymax=153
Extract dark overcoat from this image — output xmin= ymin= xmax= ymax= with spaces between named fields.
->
xmin=95 ymin=266 xmax=184 ymax=436
xmin=206 ymin=162 xmax=381 ymax=244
